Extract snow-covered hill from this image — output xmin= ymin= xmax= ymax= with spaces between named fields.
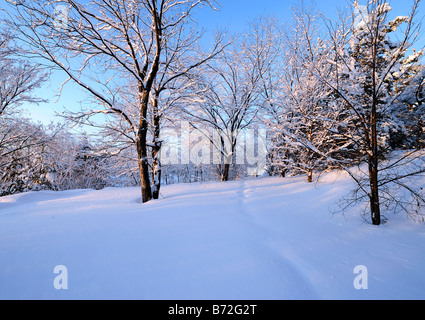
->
xmin=0 ymin=172 xmax=424 ymax=300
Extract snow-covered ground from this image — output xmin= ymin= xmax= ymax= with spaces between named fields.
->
xmin=1 ymin=171 xmax=424 ymax=300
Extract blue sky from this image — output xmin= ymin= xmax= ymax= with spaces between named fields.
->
xmin=2 ymin=0 xmax=424 ymax=125
xmin=198 ymin=0 xmax=339 ymax=32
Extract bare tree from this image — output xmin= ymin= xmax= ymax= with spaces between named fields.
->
xmin=0 ymin=117 xmax=65 ymax=196
xmin=0 ymin=23 xmax=50 ymax=195
xmin=184 ymin=16 xmax=281 ymax=181
xmin=8 ymin=0 xmax=220 ymax=203
xmin=0 ymin=28 xmax=47 ymax=116
xmin=264 ymin=3 xmax=352 ymax=183
xmin=148 ymin=28 xmax=224 ymax=198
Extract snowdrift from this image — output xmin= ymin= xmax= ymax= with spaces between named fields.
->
xmin=0 ymin=172 xmax=424 ymax=300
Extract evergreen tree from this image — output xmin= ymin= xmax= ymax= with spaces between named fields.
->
xmin=319 ymin=0 xmax=425 ymax=224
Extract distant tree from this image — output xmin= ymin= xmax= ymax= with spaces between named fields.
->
xmin=0 ymin=24 xmax=49 ymax=196
xmin=184 ymin=16 xmax=281 ymax=181
xmin=265 ymin=3 xmax=352 ymax=183
xmin=70 ymin=135 xmax=110 ymax=190
xmin=0 ymin=118 xmax=55 ymax=196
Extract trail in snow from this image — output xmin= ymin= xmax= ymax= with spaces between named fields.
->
xmin=235 ymin=178 xmax=320 ymax=298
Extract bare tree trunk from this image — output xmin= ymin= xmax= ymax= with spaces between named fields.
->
xmin=370 ymin=39 xmax=381 ymax=226
xmin=307 ymin=169 xmax=313 ymax=183
xmin=222 ymin=163 xmax=230 ymax=182
xmin=220 ymin=136 xmax=236 ymax=182
xmin=219 ymin=135 xmax=230 ymax=182
xmin=152 ymin=151 xmax=161 ymax=199
xmin=151 ymin=97 xmax=162 ymax=200
xmin=137 ymin=3 xmax=162 ymax=203
xmin=137 ymin=121 xmax=152 ymax=203
xmin=138 ymin=84 xmax=154 ymax=203
xmin=368 ymin=110 xmax=381 ymax=225
xmin=369 ymin=161 xmax=381 ymax=225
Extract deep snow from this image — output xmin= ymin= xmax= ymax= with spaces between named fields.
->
xmin=0 ymin=171 xmax=424 ymax=300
